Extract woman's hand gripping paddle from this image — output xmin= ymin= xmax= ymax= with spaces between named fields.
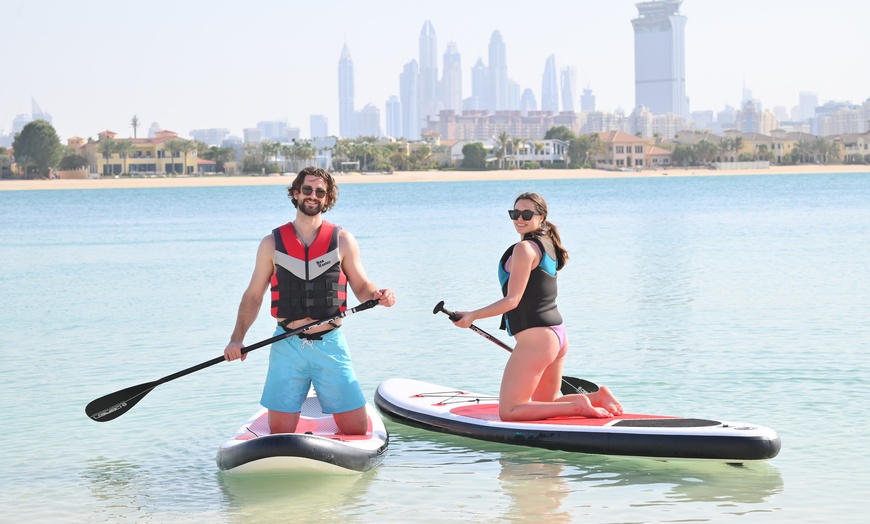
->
xmin=86 ymin=300 xmax=380 ymax=422
xmin=433 ymin=301 xmax=599 ymax=395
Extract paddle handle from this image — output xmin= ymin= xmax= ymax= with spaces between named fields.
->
xmin=433 ymin=300 xmax=514 ymax=353
xmin=433 ymin=300 xmax=598 ymax=395
xmin=157 ymin=299 xmax=380 ymax=386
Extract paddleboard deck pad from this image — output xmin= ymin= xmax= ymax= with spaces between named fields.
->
xmin=375 ymin=378 xmax=780 ymax=463
xmin=217 ymin=394 xmax=388 ymax=475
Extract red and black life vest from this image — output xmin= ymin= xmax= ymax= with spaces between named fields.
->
xmin=270 ymin=221 xmax=348 ymax=321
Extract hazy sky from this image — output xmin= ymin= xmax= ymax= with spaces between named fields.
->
xmin=3 ymin=0 xmax=867 ymax=140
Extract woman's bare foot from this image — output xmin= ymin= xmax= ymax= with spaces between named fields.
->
xmin=590 ymin=385 xmax=623 ymax=415
xmin=571 ymin=395 xmax=614 ymax=418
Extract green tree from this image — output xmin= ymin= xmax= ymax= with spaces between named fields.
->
xmin=58 ymin=151 xmax=90 ymax=170
xmin=202 ymin=145 xmax=235 ymax=173
xmin=461 ymin=142 xmax=487 ymax=169
xmin=12 ymin=120 xmax=63 ymax=178
xmin=544 ymin=125 xmax=575 ymax=142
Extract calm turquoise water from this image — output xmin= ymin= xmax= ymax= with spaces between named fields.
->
xmin=1 ymin=172 xmax=868 ymax=523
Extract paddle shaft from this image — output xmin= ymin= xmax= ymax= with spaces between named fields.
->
xmin=86 ymin=299 xmax=380 ymax=422
xmin=432 ymin=300 xmax=598 ymax=395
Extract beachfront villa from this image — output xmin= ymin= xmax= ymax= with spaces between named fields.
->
xmin=75 ymin=130 xmax=197 ymax=177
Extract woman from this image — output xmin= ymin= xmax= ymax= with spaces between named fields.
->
xmin=452 ymin=192 xmax=622 ymax=422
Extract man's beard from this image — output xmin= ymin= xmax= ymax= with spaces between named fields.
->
xmin=299 ymin=200 xmax=323 ymax=216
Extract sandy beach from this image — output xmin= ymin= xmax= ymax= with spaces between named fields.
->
xmin=1 ymin=164 xmax=867 ymax=191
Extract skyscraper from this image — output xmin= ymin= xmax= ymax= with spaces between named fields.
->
xmin=400 ymin=60 xmax=420 ymax=140
xmin=418 ymin=21 xmax=439 ymax=129
xmin=356 ymin=104 xmax=382 ymax=138
xmin=310 ymin=115 xmax=328 ymax=139
xmin=520 ymin=88 xmax=538 ymax=116
xmin=631 ymin=0 xmax=688 ymax=118
xmin=487 ymin=31 xmax=508 ymax=112
xmin=799 ymin=92 xmax=819 ymax=121
xmin=541 ymin=55 xmax=559 ymax=113
xmin=385 ymin=96 xmax=401 ymax=138
xmin=560 ymin=67 xmax=578 ymax=112
xmin=471 ymin=58 xmax=487 ymax=108
xmin=441 ymin=41 xmax=463 ymax=113
xmin=581 ymin=86 xmax=596 ymax=112
xmin=338 ymin=43 xmax=355 ymax=138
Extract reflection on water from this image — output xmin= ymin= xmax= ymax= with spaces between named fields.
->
xmin=498 ymin=459 xmax=572 ymax=523
xmin=389 ymin=424 xmax=784 ymax=521
xmin=218 ymin=470 xmax=374 ymax=522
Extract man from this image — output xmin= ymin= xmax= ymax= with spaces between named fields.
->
xmin=224 ymin=166 xmax=396 ymax=435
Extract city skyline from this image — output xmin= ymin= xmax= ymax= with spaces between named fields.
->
xmin=3 ymin=0 xmax=868 ymax=141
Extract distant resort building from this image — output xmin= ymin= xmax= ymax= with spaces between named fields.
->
xmin=77 ymin=130 xmax=198 ymax=177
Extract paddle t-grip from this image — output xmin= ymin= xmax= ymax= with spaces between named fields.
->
xmin=433 ymin=300 xmax=461 ymax=321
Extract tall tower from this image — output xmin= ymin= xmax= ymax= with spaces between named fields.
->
xmin=541 ymin=55 xmax=559 ymax=113
xmin=418 ymin=21 xmax=440 ymax=130
xmin=385 ymin=96 xmax=402 ymax=138
xmin=561 ymin=67 xmax=578 ymax=112
xmin=400 ymin=60 xmax=420 ymax=140
xmin=338 ymin=43 xmax=356 ymax=138
xmin=631 ymin=0 xmax=688 ymax=118
xmin=581 ymin=86 xmax=596 ymax=112
xmin=471 ymin=58 xmax=487 ymax=108
xmin=487 ymin=30 xmax=508 ymax=112
xmin=441 ymin=41 xmax=463 ymax=113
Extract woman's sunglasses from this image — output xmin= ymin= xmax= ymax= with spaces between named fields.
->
xmin=298 ymin=185 xmax=327 ymax=198
xmin=508 ymin=209 xmax=541 ymax=221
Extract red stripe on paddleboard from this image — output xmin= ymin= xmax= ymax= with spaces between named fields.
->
xmin=235 ymin=412 xmax=374 ymax=440
xmin=449 ymin=403 xmax=676 ymax=426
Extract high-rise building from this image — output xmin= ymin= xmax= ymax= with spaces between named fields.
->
xmin=400 ymin=60 xmax=420 ymax=140
xmin=561 ymin=67 xmax=578 ymax=113
xmin=310 ymin=115 xmax=328 ymax=139
xmin=189 ymin=128 xmax=230 ymax=146
xmin=385 ymin=96 xmax=402 ymax=138
xmin=471 ymin=58 xmax=487 ymax=108
xmin=441 ymin=42 xmax=462 ymax=113
xmin=581 ymin=86 xmax=596 ymax=112
xmin=257 ymin=120 xmax=288 ymax=141
xmin=243 ymin=128 xmax=262 ymax=143
xmin=541 ymin=55 xmax=559 ymax=113
xmin=338 ymin=43 xmax=355 ymax=138
xmin=799 ymin=92 xmax=819 ymax=122
xmin=418 ymin=21 xmax=439 ymax=130
xmin=520 ymin=89 xmax=538 ymax=116
xmin=631 ymin=0 xmax=688 ymax=118
xmin=487 ymin=31 xmax=508 ymax=112
xmin=356 ymin=104 xmax=382 ymax=138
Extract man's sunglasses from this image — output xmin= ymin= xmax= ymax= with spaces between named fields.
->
xmin=298 ymin=185 xmax=327 ymax=198
xmin=508 ymin=209 xmax=541 ymax=221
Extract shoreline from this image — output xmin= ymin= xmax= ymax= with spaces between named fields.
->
xmin=1 ymin=164 xmax=867 ymax=191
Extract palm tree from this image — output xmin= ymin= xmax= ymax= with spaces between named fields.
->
xmin=130 ymin=115 xmax=140 ymax=139
xmin=97 ymin=139 xmax=117 ymax=177
xmin=180 ymin=140 xmax=195 ymax=175
xmin=496 ymin=131 xmax=511 ymax=169
xmin=114 ymin=139 xmax=134 ymax=175
xmin=164 ymin=139 xmax=186 ymax=175
xmin=295 ymin=140 xmax=317 ymax=168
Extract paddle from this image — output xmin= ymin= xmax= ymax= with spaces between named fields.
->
xmin=86 ymin=299 xmax=380 ymax=422
xmin=433 ymin=300 xmax=599 ymax=395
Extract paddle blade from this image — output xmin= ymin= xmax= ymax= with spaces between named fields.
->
xmin=560 ymin=376 xmax=600 ymax=395
xmin=85 ymin=381 xmax=158 ymax=422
